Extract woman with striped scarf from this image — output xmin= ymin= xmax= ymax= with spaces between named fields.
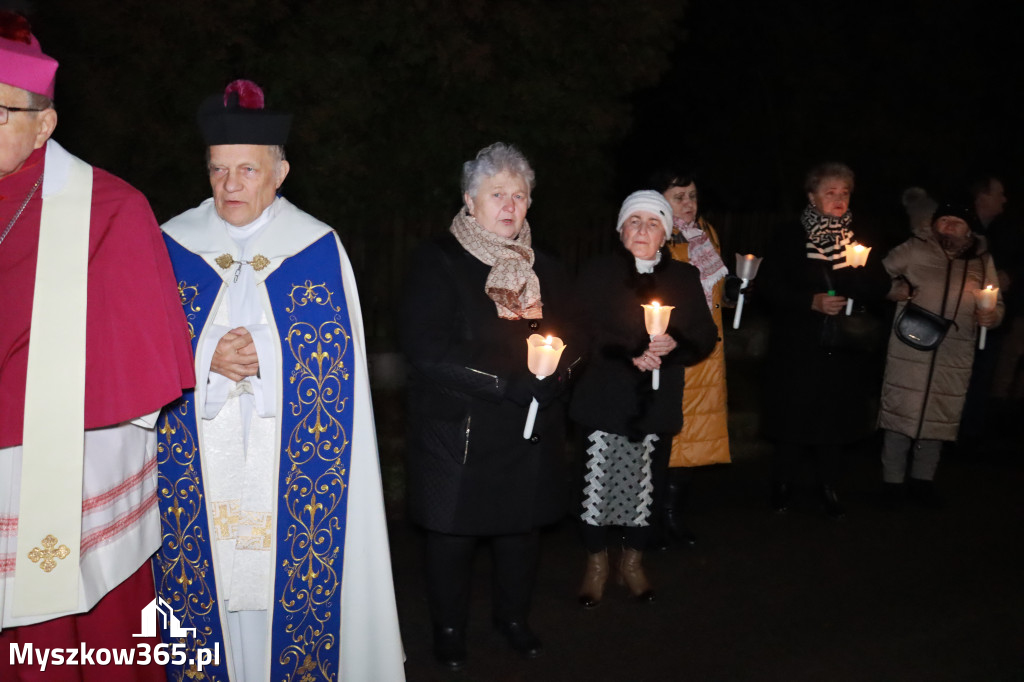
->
xmin=757 ymin=162 xmax=891 ymax=517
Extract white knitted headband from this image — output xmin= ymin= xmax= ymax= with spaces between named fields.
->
xmin=616 ymin=190 xmax=673 ymax=240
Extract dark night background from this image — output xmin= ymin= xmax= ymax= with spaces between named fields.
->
xmin=8 ymin=0 xmax=1024 ymax=348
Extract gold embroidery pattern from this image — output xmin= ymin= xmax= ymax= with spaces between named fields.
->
xmin=277 ymin=285 xmax=351 ymax=681
xmin=178 ymin=281 xmax=202 ymax=340
xmin=27 ymin=535 xmax=70 ymax=573
xmin=214 ymin=254 xmax=234 ymax=270
xmin=212 ymin=501 xmax=274 ymax=550
xmin=250 ymin=254 xmax=270 ymax=271
xmin=156 ymin=403 xmax=225 ymax=682
xmin=285 ymin=281 xmax=342 ymax=314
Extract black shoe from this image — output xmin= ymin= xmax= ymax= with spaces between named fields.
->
xmin=493 ymin=619 xmax=544 ymax=658
xmin=432 ymin=625 xmax=466 ymax=669
xmin=771 ymin=481 xmax=792 ymax=512
xmin=821 ymin=485 xmax=846 ymax=518
xmin=908 ymin=478 xmax=944 ymax=509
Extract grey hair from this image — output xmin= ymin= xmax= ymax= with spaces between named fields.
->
xmin=204 ymin=145 xmax=286 ymax=167
xmin=804 ymin=161 xmax=855 ymax=194
xmin=26 ymin=91 xmax=53 ymax=110
xmin=461 ymin=142 xmax=535 ymax=206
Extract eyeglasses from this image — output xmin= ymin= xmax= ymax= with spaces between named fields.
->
xmin=0 ymin=105 xmax=47 ymax=125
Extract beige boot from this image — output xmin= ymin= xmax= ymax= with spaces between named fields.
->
xmin=616 ymin=547 xmax=654 ymax=602
xmin=578 ymin=550 xmax=609 ymax=608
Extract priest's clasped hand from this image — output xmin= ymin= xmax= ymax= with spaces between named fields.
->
xmin=211 ymin=327 xmax=260 ymax=381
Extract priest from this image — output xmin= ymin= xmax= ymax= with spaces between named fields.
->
xmin=155 ymin=80 xmax=405 ymax=681
xmin=0 ymin=11 xmax=194 ymax=680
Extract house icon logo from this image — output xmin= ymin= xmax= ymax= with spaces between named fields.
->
xmin=134 ymin=597 xmax=196 ymax=639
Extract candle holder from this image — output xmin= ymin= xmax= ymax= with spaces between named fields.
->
xmin=733 ymin=253 xmax=763 ymax=329
xmin=523 ymin=334 xmax=566 ymax=438
xmin=842 ymin=243 xmax=872 ymax=315
xmin=641 ymin=302 xmax=674 ymax=390
xmin=973 ymin=285 xmax=999 ymax=350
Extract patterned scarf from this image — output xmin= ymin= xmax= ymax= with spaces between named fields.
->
xmin=801 ymin=204 xmax=854 ymax=270
xmin=449 ymin=209 xmax=543 ymax=319
xmin=671 ymin=217 xmax=728 ymax=310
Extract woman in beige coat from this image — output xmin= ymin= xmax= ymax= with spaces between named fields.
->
xmin=880 ymin=202 xmax=1003 ymax=507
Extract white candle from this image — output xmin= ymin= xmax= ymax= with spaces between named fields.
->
xmin=733 ymin=253 xmax=763 ymax=329
xmin=973 ymin=285 xmax=999 ymax=350
xmin=641 ymin=302 xmax=674 ymax=390
xmin=523 ymin=334 xmax=566 ymax=438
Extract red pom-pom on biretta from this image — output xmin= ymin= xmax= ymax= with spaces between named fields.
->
xmin=224 ymin=80 xmax=265 ymax=110
xmin=0 ymin=11 xmax=33 ymax=45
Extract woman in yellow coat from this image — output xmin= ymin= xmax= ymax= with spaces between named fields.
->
xmin=651 ymin=169 xmax=732 ymax=547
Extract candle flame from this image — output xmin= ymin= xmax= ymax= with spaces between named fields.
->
xmin=544 ymin=335 xmax=553 ymax=346
xmin=986 ymin=285 xmax=994 ymax=291
xmin=651 ymin=301 xmax=660 ymax=309
xmin=853 ymin=243 xmax=865 ymax=253
xmin=745 ymin=254 xmax=754 ymax=260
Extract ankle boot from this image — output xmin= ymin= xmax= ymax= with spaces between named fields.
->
xmin=432 ymin=625 xmax=466 ymax=669
xmin=771 ymin=480 xmax=792 ymax=512
xmin=821 ymin=484 xmax=846 ymax=518
xmin=578 ymin=550 xmax=609 ymax=608
xmin=663 ymin=475 xmax=697 ymax=546
xmin=616 ymin=548 xmax=654 ymax=602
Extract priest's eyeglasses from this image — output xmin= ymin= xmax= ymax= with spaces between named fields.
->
xmin=0 ymin=105 xmax=47 ymax=125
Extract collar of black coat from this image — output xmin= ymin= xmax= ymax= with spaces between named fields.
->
xmin=614 ymin=243 xmax=673 ymax=299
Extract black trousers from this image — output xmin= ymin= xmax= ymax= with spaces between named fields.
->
xmin=425 ymin=530 xmax=539 ymax=628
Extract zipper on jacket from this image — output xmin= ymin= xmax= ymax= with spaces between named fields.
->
xmin=463 ymin=415 xmax=471 ymax=464
xmin=466 ymin=366 xmax=499 ymax=389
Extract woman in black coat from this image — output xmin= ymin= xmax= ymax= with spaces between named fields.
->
xmin=570 ymin=190 xmax=717 ymax=607
xmin=758 ymin=162 xmax=891 ymax=516
xmin=400 ymin=142 xmax=581 ymax=669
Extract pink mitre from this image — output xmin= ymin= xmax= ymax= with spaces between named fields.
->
xmin=0 ymin=16 xmax=59 ymax=99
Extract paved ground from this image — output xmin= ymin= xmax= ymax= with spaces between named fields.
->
xmin=387 ymin=433 xmax=1024 ymax=682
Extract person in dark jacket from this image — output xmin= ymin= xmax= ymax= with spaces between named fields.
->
xmin=758 ymin=162 xmax=891 ymax=517
xmin=399 ymin=142 xmax=581 ymax=669
xmin=570 ymin=190 xmax=716 ymax=608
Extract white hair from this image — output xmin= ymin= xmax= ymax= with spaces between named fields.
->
xmin=461 ymin=142 xmax=535 ymax=206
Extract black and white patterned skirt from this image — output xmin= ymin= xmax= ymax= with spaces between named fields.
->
xmin=580 ymin=430 xmax=657 ymax=527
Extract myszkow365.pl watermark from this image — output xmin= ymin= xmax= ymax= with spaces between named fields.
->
xmin=8 ymin=597 xmax=220 ymax=672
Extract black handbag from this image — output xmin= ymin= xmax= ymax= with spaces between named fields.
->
xmin=893 ymin=259 xmax=970 ymax=351
xmin=894 ymin=302 xmax=953 ymax=350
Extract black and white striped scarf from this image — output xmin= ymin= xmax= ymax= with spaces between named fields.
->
xmin=801 ymin=204 xmax=854 ymax=270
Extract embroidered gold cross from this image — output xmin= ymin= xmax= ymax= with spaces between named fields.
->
xmin=27 ymin=534 xmax=71 ymax=573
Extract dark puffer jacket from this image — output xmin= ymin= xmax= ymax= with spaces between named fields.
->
xmin=400 ymin=233 xmax=581 ymax=535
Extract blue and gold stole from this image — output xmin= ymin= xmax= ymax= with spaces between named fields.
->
xmin=153 ymin=233 xmax=354 ymax=682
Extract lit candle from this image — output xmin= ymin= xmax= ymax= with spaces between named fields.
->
xmin=733 ymin=253 xmax=764 ymax=329
xmin=523 ymin=334 xmax=566 ymax=438
xmin=841 ymin=243 xmax=872 ymax=314
xmin=973 ymin=285 xmax=999 ymax=350
xmin=641 ymin=302 xmax=675 ymax=390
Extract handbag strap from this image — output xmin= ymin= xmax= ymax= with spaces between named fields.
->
xmin=941 ymin=257 xmax=971 ymax=327
xmin=906 ymin=256 xmax=971 ymax=325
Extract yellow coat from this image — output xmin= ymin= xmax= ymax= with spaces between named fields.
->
xmin=667 ymin=219 xmax=731 ymax=467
